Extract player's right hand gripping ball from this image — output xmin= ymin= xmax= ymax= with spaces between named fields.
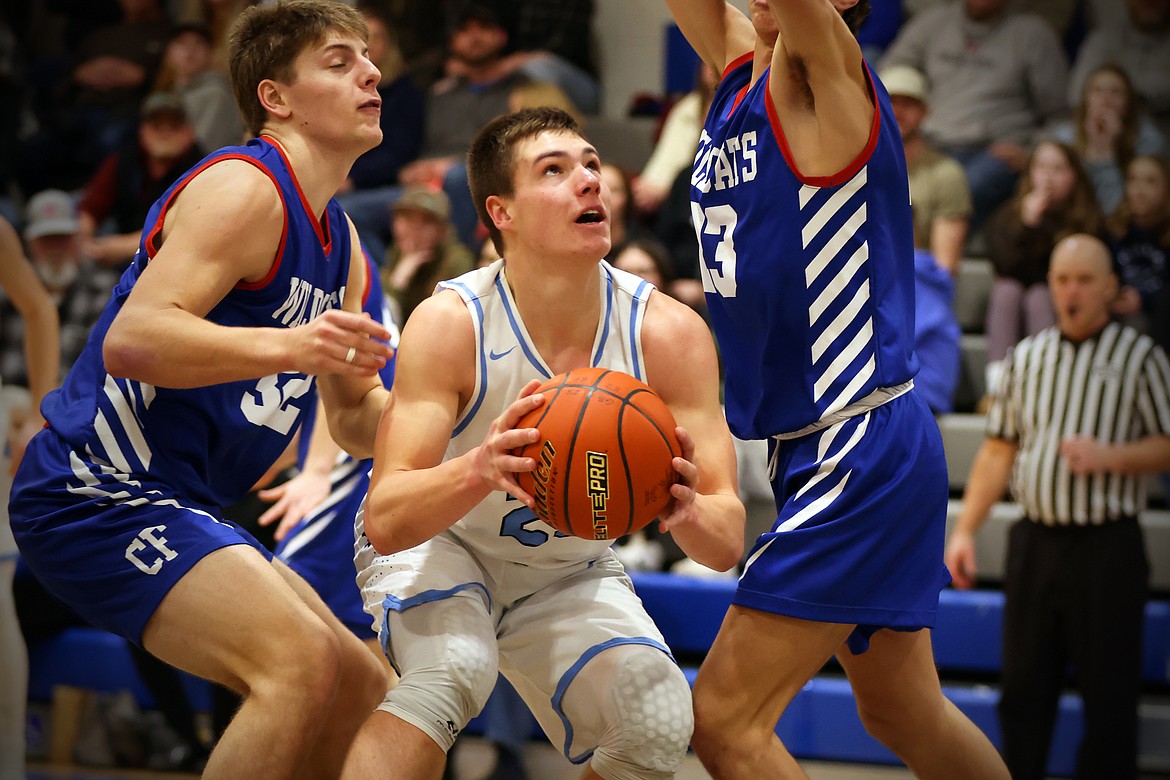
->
xmin=514 ymin=367 xmax=680 ymax=541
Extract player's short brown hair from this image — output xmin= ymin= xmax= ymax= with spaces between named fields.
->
xmin=229 ymin=0 xmax=367 ymax=137
xmin=467 ymin=107 xmax=583 ymax=256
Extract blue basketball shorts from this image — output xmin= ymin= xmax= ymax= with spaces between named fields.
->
xmin=736 ymin=390 xmax=951 ymax=653
xmin=275 ymin=459 xmax=374 ymax=640
xmin=9 ymin=428 xmax=272 ymax=645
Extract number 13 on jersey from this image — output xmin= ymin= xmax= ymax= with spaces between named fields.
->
xmin=691 ymin=202 xmax=739 ymax=298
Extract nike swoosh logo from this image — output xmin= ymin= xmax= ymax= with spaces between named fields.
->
xmin=489 ymin=346 xmax=517 ymax=360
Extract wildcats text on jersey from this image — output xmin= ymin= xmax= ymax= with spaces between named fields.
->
xmin=692 ymin=129 xmax=758 ymax=194
xmin=273 ymin=277 xmax=347 ymax=327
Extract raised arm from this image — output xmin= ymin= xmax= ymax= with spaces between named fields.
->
xmin=642 ymin=292 xmax=745 ymax=572
xmin=103 ymin=160 xmax=392 ymax=389
xmin=766 ymin=0 xmax=873 ymax=177
xmin=362 ymin=290 xmax=544 ymax=555
xmin=664 ymin=0 xmax=757 ymax=73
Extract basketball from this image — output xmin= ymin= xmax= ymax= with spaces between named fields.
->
xmin=513 ymin=367 xmax=681 ymax=541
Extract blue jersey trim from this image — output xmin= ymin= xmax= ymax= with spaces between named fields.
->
xmin=628 ymin=280 xmax=650 ymax=381
xmin=592 ymin=269 xmax=616 ymax=366
xmin=379 ymin=582 xmax=492 ymax=614
xmin=495 ymin=274 xmax=551 ymax=379
xmin=445 ymin=280 xmax=490 ymax=437
xmin=552 ymin=636 xmax=674 ymax=764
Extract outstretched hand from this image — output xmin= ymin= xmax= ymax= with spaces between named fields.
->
xmin=289 ymin=310 xmax=393 ymax=377
xmin=257 ymin=469 xmax=333 ymax=542
xmin=471 ymin=379 xmax=546 ymax=507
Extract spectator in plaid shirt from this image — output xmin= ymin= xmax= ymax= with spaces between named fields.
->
xmin=0 ymin=190 xmax=120 ymax=388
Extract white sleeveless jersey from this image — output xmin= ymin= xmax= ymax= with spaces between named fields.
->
xmin=438 ymin=258 xmax=655 ymax=568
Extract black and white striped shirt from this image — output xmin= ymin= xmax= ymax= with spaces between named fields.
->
xmin=987 ymin=322 xmax=1170 ymax=526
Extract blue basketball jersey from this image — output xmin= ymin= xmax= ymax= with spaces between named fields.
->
xmin=39 ymin=137 xmax=353 ymax=508
xmin=692 ymin=55 xmax=918 ymax=439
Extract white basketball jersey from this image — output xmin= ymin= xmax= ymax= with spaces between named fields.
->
xmin=438 ymin=258 xmax=655 ymax=568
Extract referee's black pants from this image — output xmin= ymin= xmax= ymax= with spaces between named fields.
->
xmin=998 ymin=517 xmax=1148 ymax=780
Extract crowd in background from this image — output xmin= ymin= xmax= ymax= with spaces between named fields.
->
xmin=0 ymin=0 xmax=1168 ymax=773
xmin=0 ymin=0 xmax=1167 ymax=414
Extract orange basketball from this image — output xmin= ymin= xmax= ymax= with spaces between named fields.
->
xmin=514 ymin=367 xmax=681 ymax=541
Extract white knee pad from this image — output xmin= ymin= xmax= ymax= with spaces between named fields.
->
xmin=566 ymin=644 xmax=693 ymax=780
xmin=376 ymin=596 xmax=499 ymax=752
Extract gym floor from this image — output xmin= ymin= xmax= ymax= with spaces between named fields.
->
xmin=28 ymin=737 xmax=917 ymax=780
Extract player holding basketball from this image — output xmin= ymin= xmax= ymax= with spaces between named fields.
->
xmin=8 ymin=2 xmax=394 ymax=777
xmin=663 ymin=1 xmax=1009 ymax=778
xmin=342 ymin=106 xmax=745 ymax=780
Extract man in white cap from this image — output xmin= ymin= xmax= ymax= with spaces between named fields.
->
xmin=881 ymin=64 xmax=973 ymax=274
xmin=0 ymin=190 xmax=119 ymax=387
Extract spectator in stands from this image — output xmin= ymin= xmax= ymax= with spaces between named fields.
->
xmin=882 ymin=64 xmax=973 ymax=273
xmin=154 ymin=21 xmax=246 ymax=152
xmin=17 ymin=0 xmax=172 ymax=193
xmin=653 ymin=166 xmax=707 ymax=311
xmin=492 ymin=0 xmax=600 ymax=115
xmin=335 ymin=4 xmax=426 ymax=261
xmin=611 ymin=238 xmax=674 ymax=291
xmin=1048 ymin=64 xmax=1165 ymax=213
xmin=173 ymin=0 xmax=254 ymax=75
xmin=613 ymin=235 xmax=703 ymax=314
xmin=78 ymin=91 xmax=205 ymax=269
xmin=0 ymin=190 xmax=120 ymax=388
xmin=400 ymin=3 xmax=527 ymax=249
xmin=944 ymin=233 xmax=1170 ymax=780
xmin=0 ymin=213 xmax=60 ymax=780
xmin=600 ymin=163 xmax=652 ymax=261
xmin=983 ymin=140 xmax=1103 ymax=398
xmin=380 ymin=186 xmax=474 ymax=326
xmin=631 ymin=61 xmax=718 ymax=218
xmin=68 ymin=0 xmax=172 ymax=165
xmin=1068 ymin=0 xmax=1170 ymax=133
xmin=508 ymin=80 xmax=582 ymax=127
xmin=881 ymin=0 xmax=1069 ymax=228
xmin=1107 ymin=154 xmax=1170 ymax=334
xmin=0 ymin=17 xmax=19 ymax=220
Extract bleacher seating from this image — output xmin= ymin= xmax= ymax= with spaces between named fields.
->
xmin=953 ymin=258 xmax=994 ymax=334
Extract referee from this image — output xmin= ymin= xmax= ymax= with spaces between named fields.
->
xmin=944 ymin=233 xmax=1170 ymax=780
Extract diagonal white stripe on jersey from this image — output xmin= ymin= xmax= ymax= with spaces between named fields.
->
xmin=103 ymin=376 xmax=153 ymax=470
xmin=67 ymin=450 xmax=134 ymax=501
xmin=93 ymin=408 xmax=135 ymax=475
xmin=823 ymin=354 xmax=876 ymax=416
xmin=794 ymin=413 xmax=870 ymax=503
xmin=778 ymin=468 xmax=852 ymax=532
xmin=279 ymin=509 xmax=337 ymax=559
xmin=809 ymin=243 xmax=869 ymax=327
xmin=805 ymin=203 xmax=867 ymax=288
xmin=741 ymin=535 xmax=775 ymax=575
xmin=812 ymin=279 xmax=871 ymax=363
xmin=813 ymin=318 xmax=874 ymax=402
xmin=798 ymin=184 xmax=819 ymax=210
xmin=800 ymin=167 xmax=868 ymax=248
